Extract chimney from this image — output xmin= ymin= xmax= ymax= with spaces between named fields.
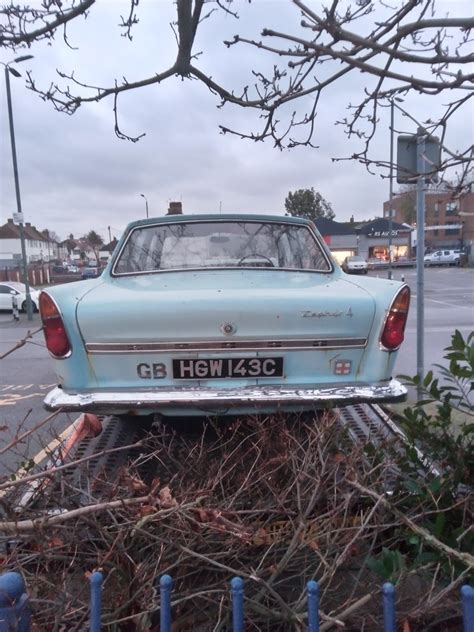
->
xmin=7 ymin=218 xmax=14 ymax=224
xmin=167 ymin=201 xmax=183 ymax=215
xmin=350 ymin=215 xmax=354 ymax=224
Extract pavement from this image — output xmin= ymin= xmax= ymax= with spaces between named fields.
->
xmin=0 ymin=312 xmax=73 ymax=477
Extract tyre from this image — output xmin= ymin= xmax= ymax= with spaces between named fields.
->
xmin=21 ymin=300 xmax=38 ymax=313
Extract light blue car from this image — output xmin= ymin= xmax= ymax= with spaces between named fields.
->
xmin=40 ymin=214 xmax=410 ymax=417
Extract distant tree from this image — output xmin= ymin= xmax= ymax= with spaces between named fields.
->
xmin=285 ymin=188 xmax=335 ymax=222
xmin=41 ymin=228 xmax=60 ymax=242
xmin=83 ymin=230 xmax=103 ymax=263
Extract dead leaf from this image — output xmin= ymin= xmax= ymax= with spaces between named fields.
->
xmin=159 ymin=486 xmax=177 ymax=507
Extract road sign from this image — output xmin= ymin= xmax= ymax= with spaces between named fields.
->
xmin=12 ymin=212 xmax=24 ymax=224
xmin=397 ymin=133 xmax=441 ymax=183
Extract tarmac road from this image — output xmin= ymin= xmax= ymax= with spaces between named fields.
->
xmin=0 ymin=266 xmax=472 ymax=477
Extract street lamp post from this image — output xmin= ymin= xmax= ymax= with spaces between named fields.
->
xmin=3 ymin=56 xmax=34 ymax=321
xmin=140 ymin=194 xmax=149 ymax=219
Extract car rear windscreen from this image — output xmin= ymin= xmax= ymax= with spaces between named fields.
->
xmin=114 ymin=221 xmax=331 ymax=274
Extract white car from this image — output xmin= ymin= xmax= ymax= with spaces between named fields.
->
xmin=342 ymin=255 xmax=369 ymax=274
xmin=0 ymin=281 xmax=40 ymax=312
xmin=424 ymin=249 xmax=461 ymax=266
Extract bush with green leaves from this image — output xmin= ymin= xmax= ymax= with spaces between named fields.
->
xmin=367 ymin=330 xmax=473 ymax=585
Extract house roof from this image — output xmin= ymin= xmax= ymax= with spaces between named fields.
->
xmin=0 ymin=219 xmax=21 ymax=239
xmin=0 ymin=219 xmax=51 ymax=241
xmin=101 ymin=238 xmax=118 ymax=252
xmin=24 ymin=222 xmax=47 ymax=241
xmin=314 ymin=217 xmax=356 ymax=236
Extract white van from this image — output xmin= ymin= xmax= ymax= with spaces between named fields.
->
xmin=424 ymin=249 xmax=462 ymax=266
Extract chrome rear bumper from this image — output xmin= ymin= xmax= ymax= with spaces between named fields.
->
xmin=44 ymin=380 xmax=406 ymax=413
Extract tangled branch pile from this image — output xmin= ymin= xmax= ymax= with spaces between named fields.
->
xmin=1 ymin=409 xmax=472 ymax=631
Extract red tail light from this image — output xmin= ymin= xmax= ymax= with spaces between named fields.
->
xmin=39 ymin=292 xmax=71 ymax=358
xmin=381 ymin=286 xmax=410 ymax=350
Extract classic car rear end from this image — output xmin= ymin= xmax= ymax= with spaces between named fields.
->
xmin=40 ymin=215 xmax=409 ymax=416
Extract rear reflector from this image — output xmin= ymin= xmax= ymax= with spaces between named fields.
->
xmin=381 ymin=286 xmax=411 ymax=350
xmin=39 ymin=292 xmax=71 ymax=358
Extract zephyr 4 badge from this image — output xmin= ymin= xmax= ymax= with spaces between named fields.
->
xmin=301 ymin=308 xmax=353 ymax=318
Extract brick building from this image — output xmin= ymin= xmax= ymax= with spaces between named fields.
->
xmin=383 ymin=189 xmax=474 ymax=258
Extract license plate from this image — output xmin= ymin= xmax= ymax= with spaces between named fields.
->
xmin=172 ymin=357 xmax=283 ymax=379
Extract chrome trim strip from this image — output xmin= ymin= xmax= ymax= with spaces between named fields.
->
xmin=85 ymin=338 xmax=367 ymax=354
xmin=44 ymin=380 xmax=407 ymax=412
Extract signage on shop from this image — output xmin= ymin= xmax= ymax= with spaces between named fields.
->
xmin=367 ymin=230 xmax=399 ymax=238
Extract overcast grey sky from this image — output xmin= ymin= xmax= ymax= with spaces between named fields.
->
xmin=1 ymin=0 xmax=471 ymax=243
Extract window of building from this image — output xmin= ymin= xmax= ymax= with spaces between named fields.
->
xmin=445 ymin=224 xmax=460 ymax=235
xmin=331 ymin=250 xmax=356 ymax=264
xmin=446 ymin=202 xmax=458 ymax=215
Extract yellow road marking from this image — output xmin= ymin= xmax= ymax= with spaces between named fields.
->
xmin=1 ymin=384 xmax=55 ymax=392
xmin=0 ymin=393 xmax=44 ymax=406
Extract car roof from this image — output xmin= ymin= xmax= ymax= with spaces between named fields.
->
xmin=2 ymin=281 xmax=25 ymax=290
xmin=1 ymin=281 xmax=37 ymax=291
xmin=125 ymin=213 xmax=313 ymax=231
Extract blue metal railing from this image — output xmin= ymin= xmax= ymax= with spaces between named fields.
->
xmin=0 ymin=571 xmax=473 ymax=631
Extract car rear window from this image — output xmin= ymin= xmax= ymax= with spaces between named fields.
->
xmin=114 ymin=221 xmax=331 ymax=274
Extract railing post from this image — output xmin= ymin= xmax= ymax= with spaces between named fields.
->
xmin=89 ymin=571 xmax=103 ymax=632
xmin=160 ymin=575 xmax=173 ymax=632
xmin=307 ymin=580 xmax=319 ymax=632
xmin=461 ymin=585 xmax=474 ymax=632
xmin=0 ymin=572 xmax=31 ymax=632
xmin=383 ymin=582 xmax=396 ymax=632
xmin=230 ymin=577 xmax=244 ymax=632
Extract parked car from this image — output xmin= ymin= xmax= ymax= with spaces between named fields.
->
xmin=67 ymin=265 xmax=79 ymax=273
xmin=341 ymin=255 xmax=368 ymax=275
xmin=40 ymin=214 xmax=410 ymax=417
xmin=51 ymin=265 xmax=66 ymax=274
xmin=0 ymin=281 xmax=40 ymax=312
xmin=81 ymin=267 xmax=101 ymax=280
xmin=424 ymin=249 xmax=462 ymax=266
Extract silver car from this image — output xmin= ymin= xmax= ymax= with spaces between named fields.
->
xmin=342 ymin=256 xmax=368 ymax=275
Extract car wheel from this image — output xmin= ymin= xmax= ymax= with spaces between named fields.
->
xmin=21 ymin=300 xmax=38 ymax=313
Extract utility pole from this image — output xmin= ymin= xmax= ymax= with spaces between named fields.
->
xmin=108 ymin=226 xmax=112 ymax=243
xmin=416 ymin=128 xmax=426 ymax=398
xmin=388 ymin=100 xmax=394 ymax=280
xmin=4 ymin=58 xmax=34 ymax=321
